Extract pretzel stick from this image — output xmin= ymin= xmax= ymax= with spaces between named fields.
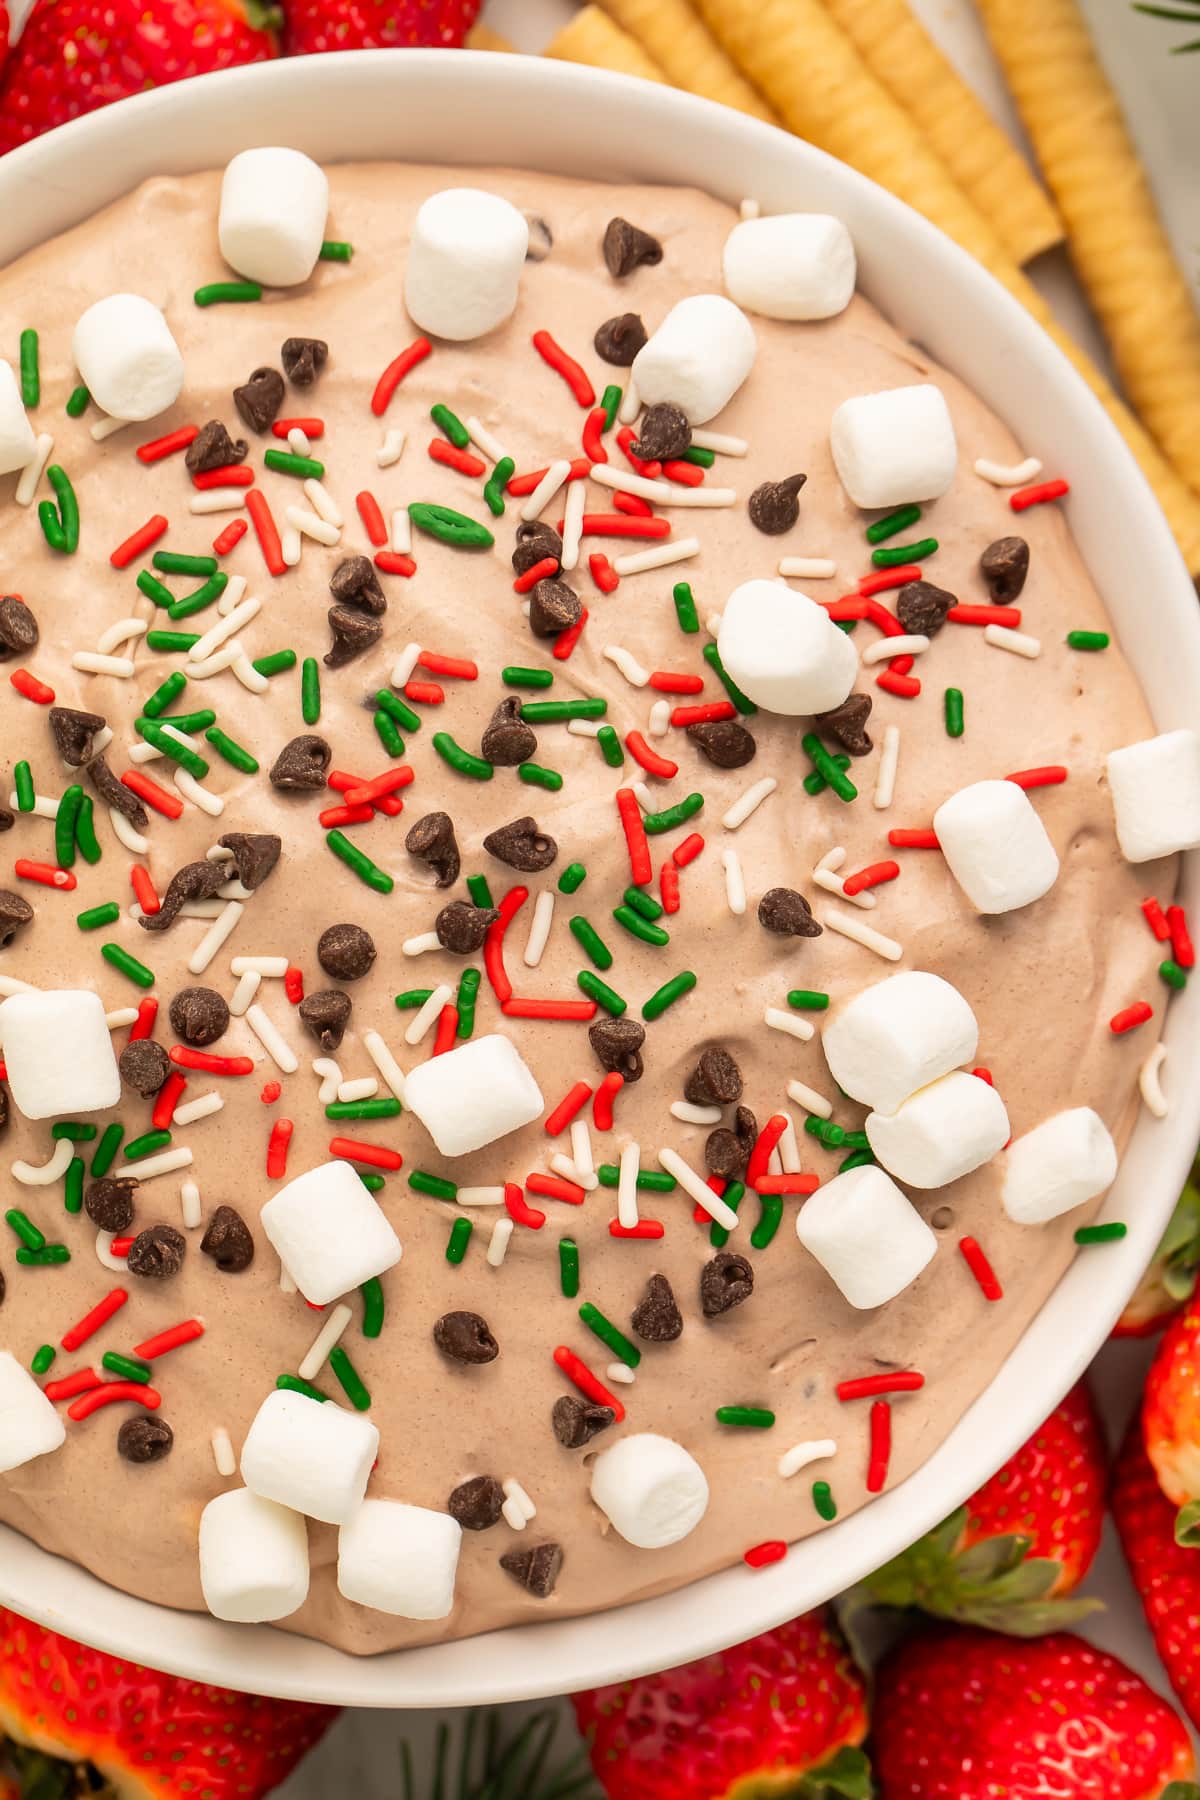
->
xmin=545 ymin=6 xmax=668 ymax=82
xmin=596 ymin=0 xmax=779 ymax=122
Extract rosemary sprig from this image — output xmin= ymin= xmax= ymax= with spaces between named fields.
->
xmin=1132 ymin=0 xmax=1200 ymax=51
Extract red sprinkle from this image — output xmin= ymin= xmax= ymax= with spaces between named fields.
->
xmin=110 ymin=513 xmax=168 ymax=569
xmin=418 ymin=652 xmax=478 ymax=681
xmin=610 ymin=1218 xmax=665 ymax=1239
xmin=532 ymin=329 xmax=595 ymax=407
xmin=1005 ymin=766 xmax=1068 ymax=790
xmin=553 ymin=607 xmax=589 ymax=660
xmin=356 ymin=490 xmax=388 ymax=547
xmin=134 ymin=1318 xmax=205 ymax=1359
xmin=617 ymin=787 xmax=653 ymax=887
xmin=514 ymin=555 xmax=560 ymax=594
xmin=212 ymin=518 xmax=248 ymax=556
xmin=660 ymin=860 xmax=681 ymax=914
xmin=483 ymin=885 xmax=529 ymax=1005
xmin=505 ymin=1181 xmax=546 ymax=1230
xmin=121 ymin=769 xmax=184 ymax=819
xmin=329 ymin=769 xmax=403 ymax=817
xmin=502 ymin=997 xmax=597 ymax=1021
xmin=545 ymin=1081 xmax=593 ymax=1138
xmin=754 ymin=1174 xmax=821 ymax=1195
xmin=1141 ymin=897 xmax=1172 ymax=943
xmin=836 ymin=1371 xmax=925 ymax=1402
xmin=375 ymin=552 xmax=417 ymax=577
xmin=823 ymin=596 xmax=870 ymax=622
xmin=192 ymin=464 xmax=254 ymax=490
xmin=743 ymin=1540 xmax=788 ymax=1569
xmin=128 ymin=998 xmax=158 ymax=1042
xmin=14 ymin=860 xmax=75 ymax=891
xmin=553 ymin=1346 xmax=625 ymax=1421
xmin=593 ymin=1071 xmax=624 ymax=1132
xmin=973 ymin=1067 xmax=994 ymax=1085
xmin=68 ymin=1382 xmax=161 ymax=1423
xmin=842 ymin=860 xmax=900 ymax=897
xmin=285 ymin=966 xmax=305 ymax=1004
xmin=343 ymin=766 xmax=415 ymax=806
xmin=432 ymin=1005 xmax=459 ymax=1056
xmin=947 ymin=604 xmax=1022 ymax=629
xmin=1110 ymin=1001 xmax=1153 ymax=1035
xmin=581 ymin=407 xmax=608 ymax=463
xmin=329 ymin=1137 xmax=403 ymax=1171
xmin=649 ymin=670 xmax=705 ymax=695
xmin=267 ymin=1117 xmax=294 ymax=1179
xmin=129 ymin=864 xmax=160 ymax=915
xmin=673 ymin=833 xmax=705 ymax=868
xmin=866 ymin=1400 xmax=892 ymax=1493
xmin=371 ymin=338 xmax=432 ymax=416
xmin=625 ymin=733 xmax=678 ymax=779
xmin=319 ymin=803 xmax=375 ymax=828
xmin=152 ymin=1071 xmax=187 ymax=1132
xmin=506 ymin=458 xmax=591 ymax=496
xmin=245 ymin=488 xmax=286 ymax=577
xmin=579 ymin=513 xmax=671 ymax=540
xmin=429 ymin=437 xmax=486 ymax=477
xmin=272 ymin=418 xmax=325 ymax=439
xmin=858 ymin=565 xmax=922 ymax=596
xmin=746 ymin=1115 xmax=789 ymax=1190
xmin=616 ymin=426 xmax=660 ymax=479
xmin=1168 ymin=905 xmax=1195 ymax=969
xmin=61 ymin=1287 xmax=128 ymax=1352
xmin=136 ymin=424 xmax=198 ymax=464
xmin=661 ymin=459 xmax=704 ymax=487
xmin=527 ymin=1172 xmax=587 ymax=1206
xmin=670 ymin=701 xmax=736 ymax=727
xmin=1011 ymin=477 xmax=1070 ymax=511
xmin=9 ymin=669 xmax=55 ymax=705
xmin=405 ymin=680 xmax=445 ymax=706
xmin=888 ymin=827 xmax=940 ymax=849
xmin=260 ymin=1080 xmax=282 ymax=1104
xmin=589 ymin=552 xmax=620 ymax=594
xmin=612 ymin=491 xmax=654 ymax=517
xmin=875 ymin=669 xmax=921 ymax=698
xmin=43 ymin=1368 xmax=103 ymax=1402
xmin=959 ymin=1236 xmax=1004 ymax=1302
xmin=169 ymin=1046 xmax=255 ymax=1076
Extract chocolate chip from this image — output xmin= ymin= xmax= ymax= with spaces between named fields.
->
xmin=200 ymin=1205 xmax=255 ymax=1273
xmin=405 ymin=811 xmax=461 ymax=888
xmin=631 ymin=1273 xmax=683 ymax=1342
xmin=512 ymin=522 xmax=563 ymax=576
xmin=49 ymin=706 xmax=106 ymax=767
xmin=329 ymin=554 xmax=386 ymax=615
xmin=218 ymin=832 xmax=282 ymax=891
xmin=86 ymin=755 xmax=148 ymax=829
xmin=233 ymin=365 xmax=285 ymax=433
xmin=524 ymin=213 xmax=553 ymax=261
xmin=169 ymin=986 xmax=229 ymax=1047
xmin=435 ymin=900 xmax=498 ymax=954
xmin=0 ymin=595 xmax=38 ymax=659
xmin=734 ymin=1104 xmax=758 ymax=1161
xmin=298 ymin=988 xmax=352 ymax=1053
xmin=814 ymin=693 xmax=873 ymax=756
xmin=603 ymin=217 xmax=663 ymax=278
xmin=685 ymin=1046 xmax=743 ymax=1107
xmin=551 ymin=1395 xmax=614 ymax=1447
xmin=895 ymin=580 xmax=956 ymax=638
xmin=483 ymin=816 xmax=557 ymax=873
xmin=138 ymin=858 xmax=229 ymax=932
xmin=631 ymin=403 xmax=691 ymax=462
xmin=127 ymin=1224 xmax=186 ymax=1280
xmin=705 ymin=1128 xmax=747 ymax=1180
xmin=0 ymin=808 xmax=12 ymax=833
xmin=270 ymin=734 xmax=331 ymax=791
xmin=84 ymin=1176 xmax=138 ymax=1233
xmin=325 ymin=604 xmax=383 ymax=667
xmin=433 ymin=1311 xmax=499 ymax=1365
xmin=481 ymin=697 xmax=538 ymax=767
xmin=281 ymin=336 xmax=328 ymax=387
xmin=748 ymin=473 xmax=807 ymax=535
xmin=528 ymin=578 xmax=582 ymax=638
xmin=499 ymin=1542 xmax=562 ymax=1599
xmin=594 ymin=312 xmax=648 ymax=366
xmin=0 ymin=891 xmax=33 ymax=950
xmin=118 ymin=1039 xmax=171 ymax=1097
xmin=687 ymin=719 xmax=756 ymax=769
xmin=701 ymin=1250 xmax=754 ymax=1317
xmin=980 ymin=535 xmax=1030 ymax=602
xmin=758 ymin=887 xmax=822 ymax=938
xmin=588 ymin=1016 xmax=645 ymax=1084
xmin=117 ymin=1416 xmax=173 ymax=1464
xmin=448 ymin=1474 xmax=505 ymax=1531
xmin=317 ymin=922 xmax=376 ymax=981
xmin=185 ymin=419 xmax=247 ymax=474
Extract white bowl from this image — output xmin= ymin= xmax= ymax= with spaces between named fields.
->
xmin=2 ymin=49 xmax=1198 ymax=1708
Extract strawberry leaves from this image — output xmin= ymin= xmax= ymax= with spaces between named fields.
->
xmin=798 ymin=1745 xmax=873 ymax=1799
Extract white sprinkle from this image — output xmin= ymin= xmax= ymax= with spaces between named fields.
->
xmin=618 ymin=377 xmax=641 ymax=425
xmin=188 ymin=901 xmax=243 ymax=975
xmin=91 ymin=727 xmax=114 ymax=756
xmin=723 ymin=847 xmax=747 ymax=915
xmin=551 ymin=1152 xmax=597 ymax=1190
xmin=739 ymin=196 xmax=760 ymax=219
xmin=95 ymin=1231 xmax=128 ymax=1271
xmin=861 ymin=633 xmax=930 ymax=666
xmin=648 ymin=698 xmax=672 ymax=738
xmin=689 ymin=428 xmax=748 ymax=457
xmin=298 ymin=1302 xmax=354 ymax=1381
xmin=632 ymin=781 xmax=656 ymax=813
xmin=520 ymin=457 xmax=572 ymax=523
xmin=765 ymin=1006 xmax=814 ymax=1041
xmin=778 ymin=556 xmax=836 ymax=579
xmin=974 ymin=454 xmax=1042 ymax=487
xmin=280 ymin=525 xmax=302 ymax=568
xmin=0 ymin=974 xmax=39 ymax=996
xmin=570 ymin=1118 xmax=596 ymax=1183
xmin=173 ymin=1091 xmax=223 ymax=1127
xmin=362 ymin=1030 xmax=406 ymax=1102
xmin=312 ymin=1058 xmax=343 ymax=1105
xmin=232 ymin=652 xmax=269 ymax=694
xmin=105 ymin=1007 xmax=139 ymax=1030
xmin=231 ymin=955 xmax=289 ymax=977
xmin=778 ymin=1438 xmax=838 ymax=1479
xmin=658 ymin=1147 xmax=740 ymax=1230
xmin=286 ymin=504 xmax=340 ymax=546
xmin=402 ymin=930 xmax=444 ymax=957
xmin=465 ymin=416 xmax=509 ymax=464
xmin=591 ymin=463 xmax=736 ymax=507
xmin=523 ymin=889 xmax=556 ymax=968
xmin=817 ymin=846 xmax=846 ymax=873
xmin=7 ymin=791 xmax=58 ymax=820
xmin=787 ymin=1077 xmax=834 ymax=1120
xmin=123 ymin=1146 xmax=194 ymax=1181
xmin=457 ymin=1186 xmax=505 ymax=1207
xmin=287 ymin=426 xmax=312 ymax=457
xmin=488 ymin=1217 xmax=515 ymax=1269
xmin=502 ymin=1476 xmax=536 ymax=1522
xmin=174 ymin=769 xmax=224 ymax=817
xmin=500 ymin=1492 xmax=528 ymax=1529
xmin=723 ymin=775 xmax=777 ymax=830
xmin=822 ymin=906 xmax=903 ymax=961
xmin=670 ymin=1100 xmax=722 ymax=1125
xmin=560 ymin=475 xmax=586 ymax=573
xmin=705 ymin=611 xmax=723 ymax=636
xmin=11 ymin=1138 xmax=74 ymax=1186
xmin=567 ymin=718 xmax=602 ymax=739
xmin=304 ymin=478 xmax=343 ymax=527
xmin=607 ymin=1361 xmax=636 ymax=1385
xmin=613 ymin=536 xmax=701 ymax=577
xmin=376 ymin=428 xmax=406 ymax=468
xmin=391 ymin=508 xmax=412 ymax=555
xmin=391 ymin=641 xmax=421 ymax=687
xmin=211 ymin=1428 xmax=237 ymax=1477
xmin=874 ymin=723 xmax=900 ymax=811
xmin=813 ymin=866 xmax=876 ymax=910
xmin=1139 ymin=1042 xmax=1169 ymax=1120
xmin=336 ymin=1077 xmax=378 ymax=1105
xmin=161 ymin=899 xmax=226 ymax=921
xmin=217 ymin=573 xmax=248 ymax=617
xmin=71 ymin=651 xmax=135 ymax=678
xmin=245 ymin=1003 xmax=298 ymax=1074
xmin=181 ymin=1180 xmax=203 ymax=1229
xmin=778 ymin=1112 xmax=802 ymax=1174
xmin=185 ymin=643 xmax=242 ymax=680
xmin=233 ymin=970 xmax=264 ymax=1018
xmin=15 ymin=432 xmax=53 ymax=506
xmin=189 ymin=488 xmax=247 ymax=513
xmin=90 ymin=413 xmax=131 ymax=441
xmin=604 ymin=644 xmax=649 ymax=687
xmin=279 ymin=1262 xmax=297 ymax=1294
xmin=96 ymin=617 xmax=148 ymax=656
xmin=985 ymin=623 xmax=1041 ymax=658
xmin=405 ymin=983 xmax=453 ymax=1045
xmin=617 ymin=1140 xmax=641 ymax=1230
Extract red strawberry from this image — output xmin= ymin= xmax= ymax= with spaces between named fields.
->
xmin=855 ymin=1382 xmax=1106 ymax=1634
xmin=1114 ymin=1418 xmax=1200 ymax=1731
xmin=281 ymin=0 xmax=480 ymax=56
xmin=0 ymin=0 xmax=278 ymax=157
xmin=1143 ymin=1300 xmax=1200 ymax=1513
xmin=873 ymin=1625 xmax=1199 ymax=1799
xmin=572 ymin=1606 xmax=870 ymax=1800
xmin=0 ymin=3 xmax=9 ymax=81
xmin=0 ymin=1605 xmax=335 ymax=1798
xmin=1115 ymin=1167 xmax=1200 ymax=1337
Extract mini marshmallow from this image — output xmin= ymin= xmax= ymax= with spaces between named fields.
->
xmin=590 ymin=1433 xmax=709 ymax=1548
xmin=821 ymin=971 xmax=978 ymax=1117
xmin=260 ymin=1159 xmax=401 ymax=1305
xmin=717 ymin=579 xmax=857 ymax=715
xmin=198 ymin=1486 xmax=309 ymax=1623
xmin=338 ymin=1500 xmax=462 ymax=1619
xmin=866 ymin=1070 xmax=1010 ymax=1190
xmin=933 ymin=779 xmax=1059 ymax=914
xmin=632 ymin=295 xmax=757 ymax=424
xmin=722 ymin=213 xmax=856 ymax=321
xmin=404 ymin=188 xmax=528 ymax=341
xmin=218 ymin=147 xmax=329 ymax=288
xmin=0 ymin=360 xmax=37 ymax=475
xmin=795 ymin=1164 xmax=937 ymax=1308
xmin=830 ymin=383 xmax=957 ymax=509
xmin=402 ymin=1034 xmax=543 ymax=1157
xmin=0 ymin=990 xmax=121 ymax=1120
xmin=1107 ymin=730 xmax=1200 ymax=863
xmin=72 ymin=295 xmax=184 ymax=423
xmin=0 ymin=1351 xmax=66 ymax=1472
xmin=1002 ymin=1107 xmax=1118 ymax=1225
xmin=240 ymin=1387 xmax=379 ymax=1524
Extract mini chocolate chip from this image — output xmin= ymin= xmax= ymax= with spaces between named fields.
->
xmin=631 ymin=403 xmax=691 ymax=462
xmin=0 ymin=808 xmax=12 ymax=833
xmin=169 ymin=986 xmax=229 ymax=1047
xmin=87 ymin=755 xmax=148 ymax=829
xmin=85 ymin=1176 xmax=138 ymax=1233
xmin=49 ymin=706 xmax=106 ymax=767
xmin=500 ymin=1543 xmax=563 ymax=1599
xmin=139 ymin=858 xmax=229 ymax=932
xmin=299 ymin=988 xmax=352 ymax=1052
xmin=185 ymin=419 xmax=247 ymax=474
xmin=603 ymin=217 xmax=663 ymax=278
xmin=552 ymin=1395 xmax=615 ymax=1448
xmin=705 ymin=1127 xmax=747 ymax=1180
xmin=980 ymin=535 xmax=1030 ymax=602
xmin=317 ymin=922 xmax=376 ymax=981
xmin=233 ymin=365 xmax=285 ymax=433
xmin=748 ymin=473 xmax=807 ymax=535
xmin=814 ymin=693 xmax=873 ymax=756
xmin=281 ymin=336 xmax=328 ymax=387
xmin=405 ymin=811 xmax=461 ymax=888
xmin=701 ymin=1250 xmax=754 ymax=1317
xmin=325 ymin=604 xmax=383 ymax=667
xmin=758 ymin=887 xmax=823 ymax=938
xmin=528 ymin=578 xmax=582 ymax=638
xmin=0 ymin=891 xmax=33 ymax=950
xmin=448 ymin=1474 xmax=506 ymax=1530
xmin=589 ymin=1016 xmax=645 ymax=1084
xmin=436 ymin=901 xmax=498 ymax=954
xmin=687 ymin=719 xmax=756 ymax=769
xmin=329 ymin=554 xmax=386 ymax=615
xmin=734 ymin=1104 xmax=758 ymax=1161
xmin=594 ymin=312 xmax=648 ymax=366
xmin=895 ymin=580 xmax=956 ymax=638
xmin=118 ymin=1040 xmax=171 ymax=1097
xmin=685 ymin=1046 xmax=743 ymax=1107
xmin=512 ymin=522 xmax=563 ymax=576
xmin=0 ymin=596 xmax=38 ymax=659
xmin=481 ymin=697 xmax=538 ymax=767
xmin=630 ymin=1273 xmax=683 ymax=1342
xmin=270 ymin=734 xmax=331 ymax=791
xmin=118 ymin=1416 xmax=173 ymax=1464
xmin=524 ymin=213 xmax=553 ymax=261
xmin=218 ymin=832 xmax=282 ymax=890
xmin=483 ymin=816 xmax=557 ymax=873
xmin=200 ymin=1205 xmax=255 ymax=1273
xmin=127 ymin=1224 xmax=186 ymax=1280
xmin=433 ymin=1310 xmax=499 ymax=1365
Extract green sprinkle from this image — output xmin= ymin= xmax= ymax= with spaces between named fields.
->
xmin=136 ymin=720 xmax=208 ymax=779
xmin=38 ymin=499 xmax=67 ymax=554
xmin=124 ymin=1129 xmax=172 ymax=1161
xmin=141 ymin=707 xmax=214 ymax=736
xmin=483 ymin=457 xmax=516 ymax=517
xmin=76 ymin=797 xmax=99 ymax=874
xmin=146 ymin=630 xmax=200 ymax=653
xmin=503 ymin=665 xmax=553 ymax=689
xmin=408 ymin=502 xmax=495 ymax=550
xmin=1067 ymin=629 xmax=1110 ymax=651
xmin=16 ymin=1245 xmax=71 ymax=1266
xmin=253 ymin=649 xmax=298 ymax=677
xmin=710 ymin=1180 xmax=745 ymax=1250
xmin=141 ymin=670 xmax=186 ymax=718
xmin=751 ymin=1193 xmax=784 ymax=1250
xmin=300 ymin=655 xmax=322 ymax=727
xmin=642 ymin=793 xmax=704 ymax=836
xmin=194 ymin=281 xmax=263 ymax=306
xmin=31 ymin=1344 xmax=56 ymax=1375
xmin=456 ymin=967 xmax=481 ymax=1039
xmin=446 ymin=1217 xmax=473 ymax=1264
xmin=801 ymin=733 xmax=857 ymax=803
xmin=624 ymin=884 xmax=664 ymax=922
xmin=866 ymin=503 xmax=921 ymax=545
xmin=409 ymin=1169 xmax=458 ymax=1200
xmin=326 ymin=829 xmax=395 ymax=894
xmin=358 ymin=1173 xmax=386 ymax=1193
xmin=329 ymin=1344 xmax=372 ymax=1411
xmin=839 ymin=1148 xmax=876 ymax=1172
xmin=682 ymin=445 xmax=715 ymax=468
xmin=577 ymin=970 xmax=627 ymax=1015
xmin=1074 ymin=1222 xmax=1128 ymax=1244
xmin=264 ymin=448 xmax=325 ymax=480
xmin=374 ymin=710 xmax=405 ymax=758
xmin=375 ymin=689 xmax=422 ymax=733
xmin=841 ymin=1130 xmax=871 ymax=1149
xmin=597 ymin=725 xmax=625 ymax=768
xmin=467 ymin=874 xmax=495 ymax=909
xmin=14 ymin=762 xmax=35 ymax=812
xmin=613 ymin=904 xmax=670 ymax=946
xmin=673 ymin=581 xmax=700 ymax=634
xmin=205 ymin=727 xmax=259 ymax=774
xmin=276 ymin=1373 xmax=329 ymax=1403
xmin=1160 ymin=958 xmax=1188 ymax=990
xmin=136 ymin=570 xmax=176 ymax=609
xmin=596 ymin=1166 xmax=676 ymax=1192
xmin=433 ymin=732 xmax=494 ymax=780
xmin=702 ymin=642 xmax=756 ymax=714
xmin=788 ymin=989 xmax=830 ymax=1010
xmin=319 ymin=240 xmax=354 ymax=262
xmin=805 ymin=1116 xmax=846 ymax=1147
xmin=601 ymin=384 xmax=622 ymax=430
xmin=801 ymin=754 xmax=848 ymax=798
xmin=570 ymin=916 xmax=613 ymax=970
xmin=64 ymin=1157 xmax=85 ymax=1216
xmin=361 ymin=1276 xmax=385 ymax=1339
xmin=153 ymin=551 xmax=218 ymax=577
xmin=6 ymin=1209 xmax=45 ymax=1250
xmin=19 ymin=329 xmax=39 ymax=407
xmin=65 ymin=384 xmax=90 ymax=418
xmin=518 ymin=761 xmax=563 ymax=791
xmin=813 ymin=1480 xmax=837 ymax=1521
xmin=430 ymin=403 xmax=470 ymax=448
xmin=520 ymin=697 xmax=607 ymax=722
xmin=558 ymin=862 xmax=587 ymax=895
xmin=559 ymin=1237 xmax=580 ymax=1297
xmin=872 ymin=536 xmax=938 ymax=568
xmin=579 ymin=1301 xmax=641 ymax=1369
xmin=642 ymin=970 xmax=696 ymax=1020
xmin=51 ymin=1121 xmax=97 ymax=1142
xmin=91 ymin=1123 xmax=124 ymax=1177
xmin=168 ymin=572 xmax=228 ymax=621
xmin=102 ymin=1351 xmax=152 ymax=1385
xmin=395 ymin=989 xmax=435 ymax=1009
xmin=944 ymin=686 xmax=964 ymax=739
xmin=325 ymin=1096 xmax=403 ymax=1120
xmin=54 ymin=785 xmax=83 ymax=869
xmin=716 ymin=1405 xmax=775 ymax=1428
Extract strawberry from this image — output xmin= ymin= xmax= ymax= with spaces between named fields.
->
xmin=1114 ymin=1418 xmax=1200 ymax=1731
xmin=872 ymin=1625 xmax=1199 ymax=1799
xmin=1142 ymin=1299 xmax=1200 ymax=1517
xmin=1115 ymin=1165 xmax=1200 ymax=1336
xmin=0 ymin=0 xmax=278 ymax=157
xmin=0 ymin=1606 xmax=334 ymax=1798
xmin=854 ymin=1382 xmax=1106 ymax=1634
xmin=572 ymin=1606 xmax=870 ymax=1800
xmin=281 ymin=0 xmax=480 ymax=57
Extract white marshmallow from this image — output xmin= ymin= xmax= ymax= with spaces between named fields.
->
xmin=0 ymin=360 xmax=37 ymax=475
xmin=1002 ymin=1107 xmax=1118 ymax=1225
xmin=717 ymin=579 xmax=857 ymax=716
xmin=402 ymin=1034 xmax=543 ymax=1157
xmin=260 ymin=1160 xmax=401 ymax=1306
xmin=0 ymin=990 xmax=120 ymax=1120
xmin=0 ymin=1351 xmax=66 ymax=1472
xmin=866 ymin=1070 xmax=1010 ymax=1189
xmin=830 ymin=383 xmax=957 ymax=509
xmin=218 ymin=147 xmax=329 ymax=288
xmin=72 ymin=295 xmax=184 ymax=423
xmin=821 ymin=971 xmax=978 ymax=1117
xmin=198 ymin=1487 xmax=309 ymax=1623
xmin=240 ymin=1387 xmax=379 ymax=1525
xmin=338 ymin=1500 xmax=461 ymax=1619
xmin=795 ymin=1165 xmax=937 ymax=1308
xmin=632 ymin=295 xmax=757 ymax=424
xmin=722 ymin=213 xmax=856 ymax=321
xmin=404 ymin=188 xmax=528 ymax=341
xmin=933 ymin=779 xmax=1059 ymax=914
xmin=590 ymin=1433 xmax=709 ymax=1549
xmin=1107 ymin=730 xmax=1200 ymax=863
